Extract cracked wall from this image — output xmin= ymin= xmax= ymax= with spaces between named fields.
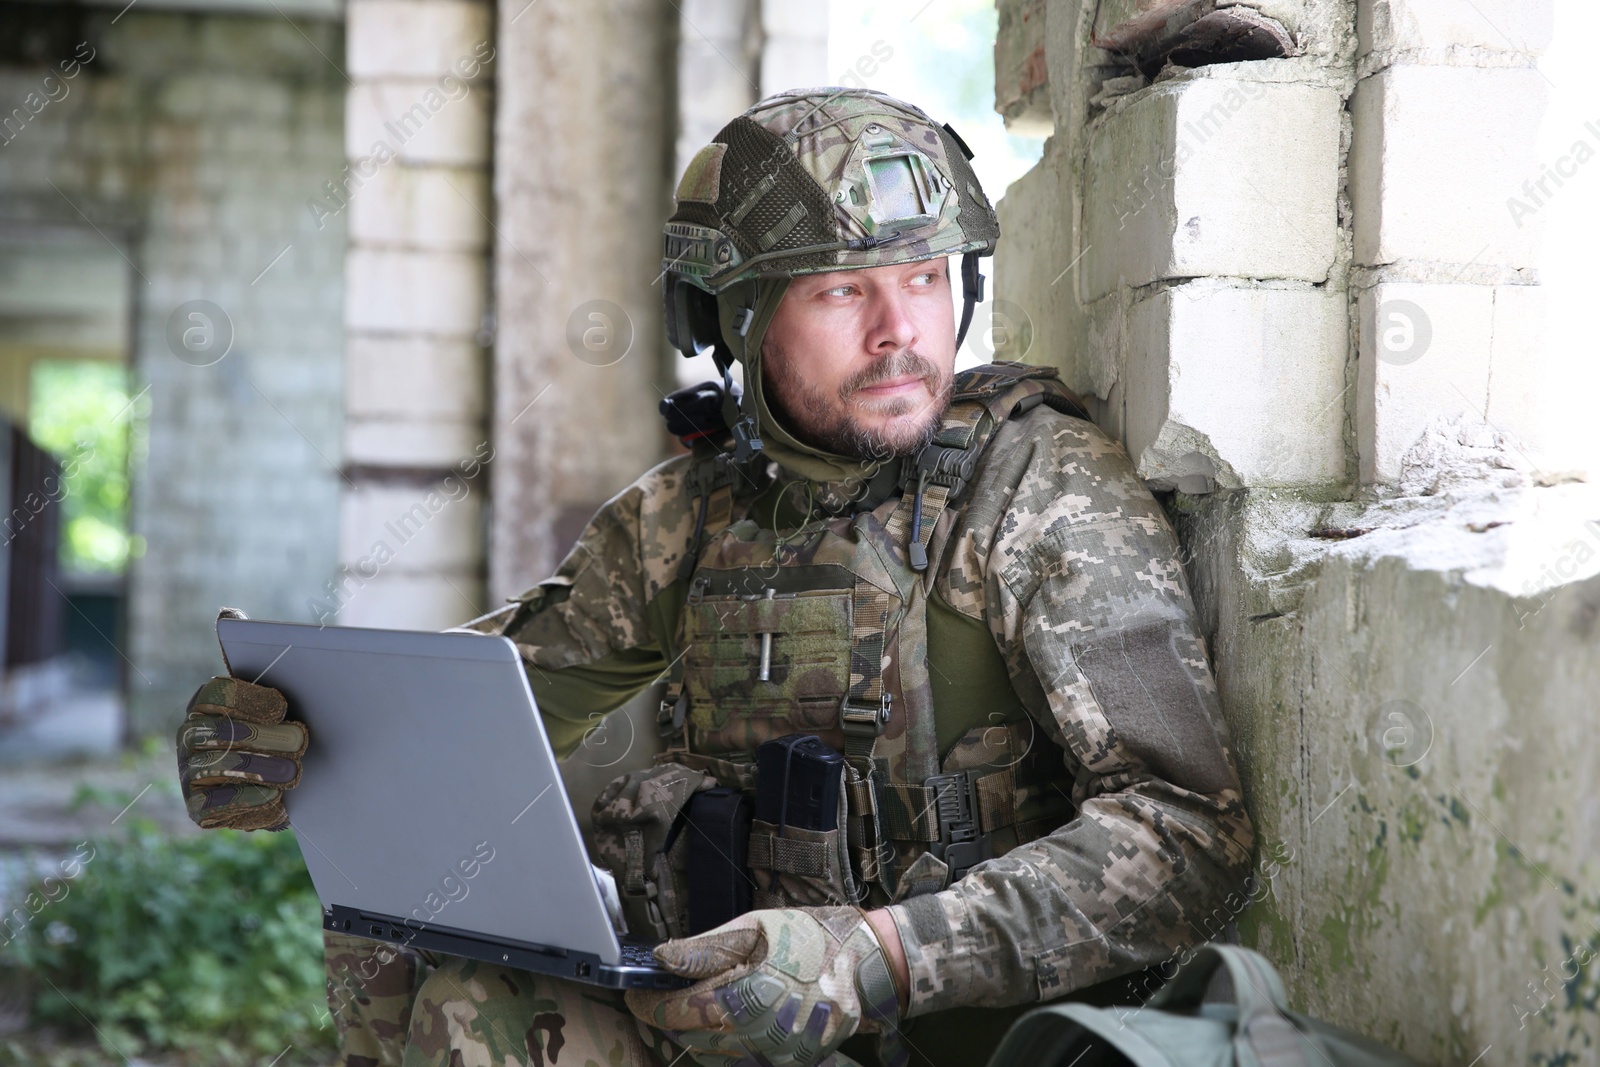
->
xmin=993 ymin=0 xmax=1600 ymax=1060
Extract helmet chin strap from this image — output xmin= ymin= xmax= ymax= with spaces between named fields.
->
xmin=955 ymin=251 xmax=986 ymax=354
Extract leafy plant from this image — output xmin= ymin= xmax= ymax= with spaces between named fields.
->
xmin=1 ymin=822 xmax=334 ymax=1064
xmin=27 ymin=360 xmax=136 ymax=574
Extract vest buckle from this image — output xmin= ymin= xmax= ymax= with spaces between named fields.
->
xmin=656 ymin=692 xmax=687 ymax=737
xmin=925 ymin=770 xmax=992 ymax=882
xmin=839 ymin=693 xmax=891 ymax=737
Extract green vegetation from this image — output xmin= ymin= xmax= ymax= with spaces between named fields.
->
xmin=1 ymin=821 xmax=334 ymax=1065
xmin=27 ymin=360 xmax=137 ymax=574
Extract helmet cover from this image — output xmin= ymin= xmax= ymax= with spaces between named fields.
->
xmin=664 ymin=87 xmax=999 ymax=295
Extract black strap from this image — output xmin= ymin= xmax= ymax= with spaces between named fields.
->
xmin=955 ymin=251 xmax=985 ymax=351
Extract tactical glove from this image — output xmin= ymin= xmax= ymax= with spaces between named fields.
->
xmin=625 ymin=905 xmax=904 ymax=1067
xmin=176 ymin=676 xmax=308 ymax=831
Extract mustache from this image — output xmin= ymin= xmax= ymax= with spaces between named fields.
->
xmin=839 ymin=349 xmax=942 ymax=400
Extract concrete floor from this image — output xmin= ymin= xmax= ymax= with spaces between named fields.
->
xmin=0 ymin=689 xmax=121 ymax=770
xmin=0 ymin=688 xmax=194 ymax=875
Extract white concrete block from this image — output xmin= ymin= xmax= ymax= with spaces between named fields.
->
xmin=343 ymin=415 xmax=488 ymax=469
xmin=1357 ymin=0 xmax=1553 ymax=57
xmin=1126 ymin=282 xmax=1347 ymax=491
xmin=1084 ymin=78 xmax=1341 ymax=303
xmin=339 ymin=480 xmax=485 ymax=572
xmin=1355 ymin=283 xmax=1494 ymax=485
xmin=348 ymin=163 xmax=490 ymax=252
xmin=993 ymin=138 xmax=1088 ymax=392
xmin=157 ymin=76 xmax=292 ymax=121
xmin=347 ymin=333 xmax=485 ymax=421
xmin=1486 ymin=284 xmax=1585 ymax=474
xmin=345 ymin=247 xmax=487 ymax=335
xmin=1349 ymin=66 xmax=1546 ymax=270
xmin=348 ymin=0 xmax=494 ymax=79
xmin=346 ymin=78 xmax=491 ymax=167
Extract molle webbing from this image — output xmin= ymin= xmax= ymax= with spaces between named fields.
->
xmin=661 ymin=449 xmax=766 ymax=743
xmin=887 ymin=361 xmax=1085 ymax=574
xmin=747 ymin=833 xmax=835 ymax=879
xmin=666 ymin=362 xmax=1089 ymax=889
xmin=903 ymin=479 xmax=951 ymax=572
xmin=841 ymin=578 xmax=894 ymax=762
xmin=676 ymin=451 xmax=745 ymax=583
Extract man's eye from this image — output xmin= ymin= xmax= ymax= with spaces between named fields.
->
xmin=825 ymin=285 xmax=856 ymax=297
xmin=910 ymin=271 xmax=938 ymax=286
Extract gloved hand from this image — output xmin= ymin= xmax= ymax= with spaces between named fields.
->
xmin=625 ymin=906 xmax=903 ymax=1067
xmin=176 ymin=676 xmax=308 ymax=831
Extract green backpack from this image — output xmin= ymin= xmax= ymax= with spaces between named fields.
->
xmin=985 ymin=944 xmax=1424 ymax=1067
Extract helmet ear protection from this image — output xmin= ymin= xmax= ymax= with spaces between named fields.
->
xmin=663 ymin=276 xmax=723 ymax=362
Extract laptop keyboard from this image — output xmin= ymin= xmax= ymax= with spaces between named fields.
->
xmin=619 ymin=942 xmax=660 ymax=968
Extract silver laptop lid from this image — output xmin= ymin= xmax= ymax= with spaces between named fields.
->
xmin=216 ymin=619 xmax=623 ymax=965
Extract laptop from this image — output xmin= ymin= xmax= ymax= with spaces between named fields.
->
xmin=216 ymin=617 xmax=686 ymax=989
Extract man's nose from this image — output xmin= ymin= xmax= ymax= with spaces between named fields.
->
xmin=865 ymin=289 xmax=918 ymax=355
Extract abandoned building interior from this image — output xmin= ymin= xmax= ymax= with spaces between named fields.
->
xmin=0 ymin=0 xmax=1597 ymax=1063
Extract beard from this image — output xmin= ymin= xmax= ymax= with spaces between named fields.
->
xmin=762 ymin=341 xmax=953 ymax=462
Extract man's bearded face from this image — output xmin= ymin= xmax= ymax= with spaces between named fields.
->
xmin=761 ymin=259 xmax=958 ymax=462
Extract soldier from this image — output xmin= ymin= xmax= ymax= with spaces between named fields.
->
xmin=177 ymin=88 xmax=1254 ymax=1067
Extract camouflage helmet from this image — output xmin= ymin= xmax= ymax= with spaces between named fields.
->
xmin=662 ymin=87 xmax=999 ymax=366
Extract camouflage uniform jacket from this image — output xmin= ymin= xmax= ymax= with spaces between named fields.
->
xmin=461 ymin=376 xmax=1255 ymax=1020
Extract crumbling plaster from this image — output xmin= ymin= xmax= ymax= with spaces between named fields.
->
xmin=1173 ymin=479 xmax=1600 ymax=1061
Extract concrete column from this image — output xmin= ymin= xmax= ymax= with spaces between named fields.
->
xmin=489 ymin=0 xmax=677 ymax=600
xmin=759 ymin=0 xmax=830 ymax=95
xmin=677 ymin=0 xmax=762 ymax=176
xmin=333 ymin=0 xmax=494 ymax=629
xmin=672 ymin=0 xmax=761 ymax=389
xmin=668 ymin=0 xmax=829 ymax=393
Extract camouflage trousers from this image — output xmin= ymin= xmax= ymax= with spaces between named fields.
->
xmin=324 ymin=932 xmax=681 ymax=1067
xmin=324 ymin=934 xmax=884 ymax=1065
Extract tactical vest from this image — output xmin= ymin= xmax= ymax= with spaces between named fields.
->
xmin=653 ymin=362 xmax=1090 ymax=911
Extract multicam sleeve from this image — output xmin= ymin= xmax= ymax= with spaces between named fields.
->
xmin=454 ymin=456 xmax=694 ymax=758
xmin=888 ymin=415 xmax=1255 ymax=1015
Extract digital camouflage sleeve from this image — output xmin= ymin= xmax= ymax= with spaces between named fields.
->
xmin=893 ymin=407 xmax=1255 ymax=1015
xmin=454 ymin=454 xmax=697 ymax=758
xmin=460 ymin=405 xmax=1254 ymax=1013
